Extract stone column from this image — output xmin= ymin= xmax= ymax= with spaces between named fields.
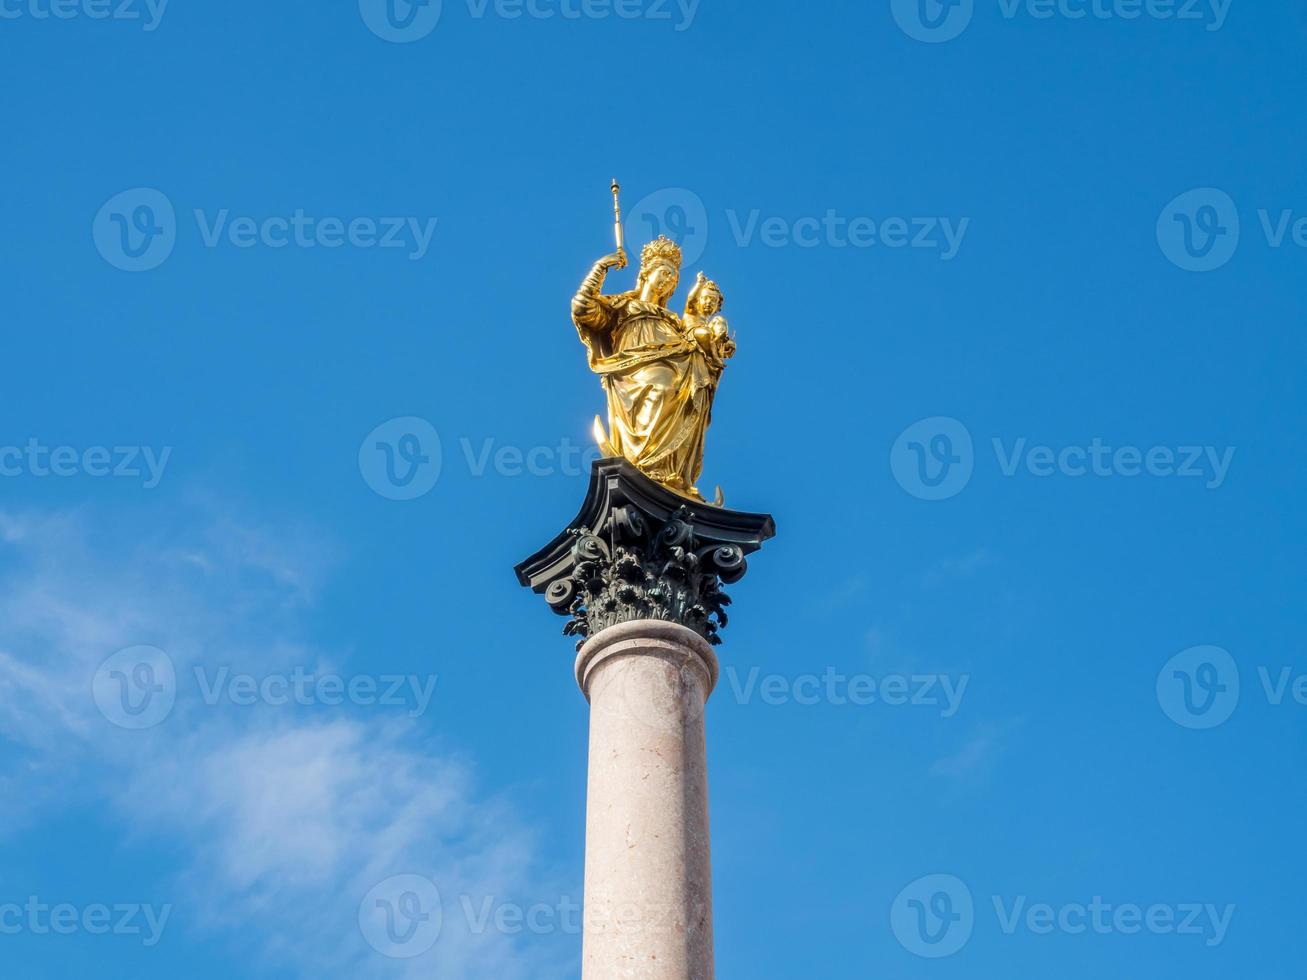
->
xmin=575 ymin=620 xmax=718 ymax=980
xmin=516 ymin=459 xmax=774 ymax=980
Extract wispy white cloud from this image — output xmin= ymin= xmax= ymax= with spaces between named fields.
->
xmin=930 ymin=718 xmax=1023 ymax=786
xmin=0 ymin=505 xmax=573 ymax=979
xmin=806 ymin=574 xmax=870 ymax=618
xmin=921 ymin=548 xmax=996 ymax=588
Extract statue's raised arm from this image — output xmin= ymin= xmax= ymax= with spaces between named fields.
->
xmin=571 ymin=248 xmax=628 ymax=335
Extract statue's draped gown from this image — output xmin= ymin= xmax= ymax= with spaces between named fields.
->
xmin=572 ymin=268 xmax=721 ymax=501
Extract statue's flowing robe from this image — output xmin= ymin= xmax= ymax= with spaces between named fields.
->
xmin=572 ymin=265 xmax=722 ymax=500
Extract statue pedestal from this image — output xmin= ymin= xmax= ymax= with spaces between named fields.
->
xmin=516 ymin=458 xmax=774 ymax=980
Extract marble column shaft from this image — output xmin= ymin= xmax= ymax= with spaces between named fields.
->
xmin=575 ymin=619 xmax=718 ymax=980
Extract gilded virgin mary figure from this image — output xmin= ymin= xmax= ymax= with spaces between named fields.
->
xmin=571 ymin=236 xmax=735 ymax=502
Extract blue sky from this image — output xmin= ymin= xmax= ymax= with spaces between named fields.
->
xmin=1 ymin=0 xmax=1303 ymax=977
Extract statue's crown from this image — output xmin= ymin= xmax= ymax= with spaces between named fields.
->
xmin=640 ymin=235 xmax=683 ymax=269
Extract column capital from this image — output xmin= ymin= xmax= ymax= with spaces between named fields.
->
xmin=515 ymin=458 xmax=776 ymax=649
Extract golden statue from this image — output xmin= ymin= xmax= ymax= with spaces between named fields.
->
xmin=572 ymin=182 xmax=736 ymax=503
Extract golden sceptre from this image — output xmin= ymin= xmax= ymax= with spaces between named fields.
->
xmin=610 ymin=178 xmax=624 ymax=254
xmin=593 ymin=178 xmax=626 ymax=457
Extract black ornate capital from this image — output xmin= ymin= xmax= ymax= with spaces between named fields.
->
xmin=514 ymin=458 xmax=776 ymax=648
